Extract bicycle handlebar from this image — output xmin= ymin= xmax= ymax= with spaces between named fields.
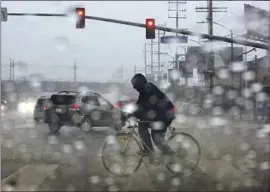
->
xmin=125 ymin=118 xmax=155 ymax=129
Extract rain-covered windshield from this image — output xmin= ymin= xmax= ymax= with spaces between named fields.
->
xmin=1 ymin=1 xmax=270 ymax=191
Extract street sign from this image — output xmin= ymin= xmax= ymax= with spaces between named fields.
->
xmin=161 ymin=35 xmax=188 ymax=44
xmin=1 ymin=7 xmax=8 ymax=22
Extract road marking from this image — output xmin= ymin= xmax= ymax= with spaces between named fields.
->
xmin=198 ymin=153 xmax=261 ymax=188
xmin=1 ymin=164 xmax=59 ymax=191
xmin=120 ymin=160 xmax=156 ymax=191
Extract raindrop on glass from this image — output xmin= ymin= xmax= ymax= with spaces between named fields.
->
xmin=54 ymin=36 xmax=69 ymax=52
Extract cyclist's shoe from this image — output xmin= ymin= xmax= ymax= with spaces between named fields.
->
xmin=137 ymin=150 xmax=151 ymax=156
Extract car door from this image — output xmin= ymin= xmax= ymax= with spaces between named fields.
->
xmin=80 ymin=95 xmax=104 ymax=126
xmin=96 ymin=95 xmax=116 ymax=126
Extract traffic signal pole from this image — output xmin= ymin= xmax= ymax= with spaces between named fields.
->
xmin=7 ymin=12 xmax=269 ymax=50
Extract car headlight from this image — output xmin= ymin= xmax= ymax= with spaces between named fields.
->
xmin=18 ymin=102 xmax=35 ymax=114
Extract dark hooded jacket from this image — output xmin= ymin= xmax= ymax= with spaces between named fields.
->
xmin=131 ymin=74 xmax=175 ymax=122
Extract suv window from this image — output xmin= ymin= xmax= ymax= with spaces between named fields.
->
xmin=37 ymin=98 xmax=47 ymax=105
xmin=97 ymin=96 xmax=111 ymax=108
xmin=51 ymin=94 xmax=75 ymax=105
xmin=81 ymin=96 xmax=98 ymax=106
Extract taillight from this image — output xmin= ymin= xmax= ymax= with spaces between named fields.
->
xmin=114 ymin=102 xmax=120 ymax=108
xmin=44 ymin=104 xmax=48 ymax=110
xmin=71 ymin=104 xmax=80 ymax=111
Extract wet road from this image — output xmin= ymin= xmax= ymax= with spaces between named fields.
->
xmin=1 ymin=112 xmax=269 ymax=191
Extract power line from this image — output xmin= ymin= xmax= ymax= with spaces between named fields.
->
xmin=6 ymin=12 xmax=268 ymax=49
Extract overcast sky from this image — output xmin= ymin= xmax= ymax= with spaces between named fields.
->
xmin=1 ymin=1 xmax=269 ymax=82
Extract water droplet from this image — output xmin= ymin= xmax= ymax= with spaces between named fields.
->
xmin=107 ymin=135 xmax=116 ymax=145
xmin=242 ymin=71 xmax=255 ymax=81
xmin=231 ymin=180 xmax=240 ymax=188
xmin=222 ymin=154 xmax=232 ymax=163
xmin=91 ymin=111 xmax=101 ymax=120
xmin=171 ymin=177 xmax=181 ymax=186
xmin=3 ymin=139 xmax=13 ymax=148
xmin=54 ymin=36 xmax=69 ymax=52
xmin=48 ymin=135 xmax=58 ymax=145
xmin=226 ymin=90 xmax=238 ymax=100
xmin=28 ymin=129 xmax=37 ymax=138
xmin=230 ymin=62 xmax=246 ymax=72
xmin=89 ymin=175 xmax=100 ymax=184
xmin=151 ymin=122 xmax=164 ymax=130
xmin=67 ymin=184 xmax=76 ymax=191
xmin=239 ymin=143 xmax=250 ymax=151
xmin=213 ymin=86 xmax=224 ymax=95
xmin=105 ymin=177 xmax=114 ymax=185
xmin=175 ymin=114 xmax=186 ymax=124
xmin=256 ymin=92 xmax=267 ymax=102
xmin=216 ymin=183 xmax=224 ymax=190
xmin=251 ymin=83 xmax=262 ymax=93
xmin=62 ymin=144 xmax=72 ymax=153
xmin=108 ymin=185 xmax=119 ymax=192
xmin=244 ymin=178 xmax=253 ymax=187
xmin=217 ymin=68 xmax=230 ymax=79
xmin=74 ymin=140 xmax=84 ymax=150
xmin=247 ymin=150 xmax=257 ymax=159
xmin=242 ymin=88 xmax=252 ymax=98
xmin=156 ymin=172 xmax=165 ymax=181
xmin=260 ymin=161 xmax=269 ymax=170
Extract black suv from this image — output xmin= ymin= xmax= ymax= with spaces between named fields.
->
xmin=44 ymin=91 xmax=125 ymax=134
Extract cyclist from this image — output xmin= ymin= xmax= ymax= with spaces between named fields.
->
xmin=129 ymin=73 xmax=176 ymax=157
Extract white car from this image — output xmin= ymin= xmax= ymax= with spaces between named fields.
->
xmin=1 ymin=100 xmax=8 ymax=113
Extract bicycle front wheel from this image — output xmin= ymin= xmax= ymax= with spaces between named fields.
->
xmin=101 ymin=133 xmax=143 ymax=177
xmin=166 ymin=132 xmax=201 ymax=176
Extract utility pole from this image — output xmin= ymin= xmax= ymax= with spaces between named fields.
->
xmin=11 ymin=59 xmax=15 ymax=81
xmin=9 ymin=58 xmax=12 ymax=80
xmin=150 ymin=39 xmax=154 ymax=77
xmin=195 ymin=1 xmax=227 ymax=91
xmin=157 ymin=30 xmax=161 ymax=79
xmin=134 ymin=65 xmax=137 ymax=74
xmin=121 ymin=64 xmax=124 ymax=85
xmin=73 ymin=62 xmax=77 ymax=82
xmin=144 ymin=43 xmax=147 ymax=77
xmin=145 ymin=35 xmax=167 ymax=83
xmin=168 ymin=0 xmax=187 ymax=71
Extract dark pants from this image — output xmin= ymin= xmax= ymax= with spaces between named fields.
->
xmin=138 ymin=120 xmax=173 ymax=154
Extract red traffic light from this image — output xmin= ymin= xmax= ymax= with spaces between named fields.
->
xmin=76 ymin=7 xmax=85 ymax=28
xmin=146 ymin=18 xmax=155 ymax=28
xmin=76 ymin=8 xmax=85 ymax=17
xmin=145 ymin=18 xmax=155 ymax=39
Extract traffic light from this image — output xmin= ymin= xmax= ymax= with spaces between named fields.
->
xmin=76 ymin=8 xmax=85 ymax=29
xmin=145 ymin=18 xmax=155 ymax=39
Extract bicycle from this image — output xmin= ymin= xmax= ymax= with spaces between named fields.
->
xmin=101 ymin=118 xmax=201 ymax=177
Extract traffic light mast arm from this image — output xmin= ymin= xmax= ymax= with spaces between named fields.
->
xmin=84 ymin=15 xmax=268 ymax=49
xmin=7 ymin=12 xmax=269 ymax=49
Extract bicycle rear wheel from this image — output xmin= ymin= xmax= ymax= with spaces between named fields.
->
xmin=166 ymin=132 xmax=201 ymax=176
xmin=102 ymin=132 xmax=143 ymax=177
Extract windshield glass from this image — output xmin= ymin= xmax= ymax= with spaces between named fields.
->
xmin=50 ymin=94 xmax=75 ymax=105
xmin=1 ymin=1 xmax=269 ymax=191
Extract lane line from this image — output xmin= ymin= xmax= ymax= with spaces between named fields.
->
xmin=1 ymin=164 xmax=59 ymax=191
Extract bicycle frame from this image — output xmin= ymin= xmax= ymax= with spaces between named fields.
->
xmin=121 ymin=123 xmax=177 ymax=155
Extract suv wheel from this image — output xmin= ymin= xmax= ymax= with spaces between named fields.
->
xmin=48 ymin=123 xmax=61 ymax=134
xmin=80 ymin=119 xmax=92 ymax=132
xmin=34 ymin=118 xmax=40 ymax=124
